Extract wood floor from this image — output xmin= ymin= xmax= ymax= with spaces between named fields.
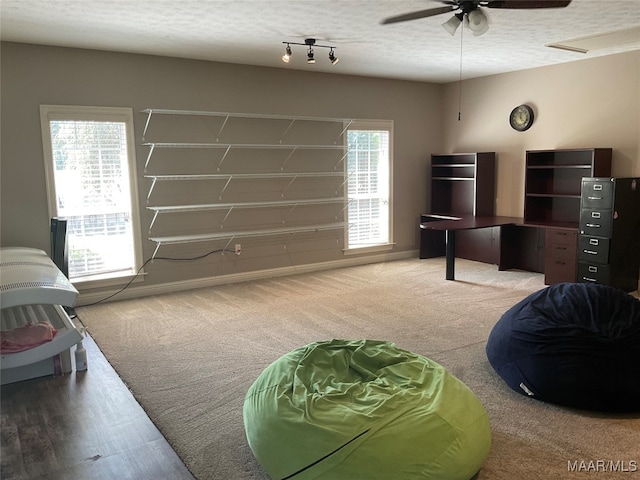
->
xmin=1 ymin=334 xmax=195 ymax=480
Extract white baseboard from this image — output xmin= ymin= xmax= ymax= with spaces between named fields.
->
xmin=77 ymin=249 xmax=418 ymax=306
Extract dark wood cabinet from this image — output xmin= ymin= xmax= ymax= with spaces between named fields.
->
xmin=544 ymin=227 xmax=578 ymax=284
xmin=431 ymin=152 xmax=496 ymax=216
xmin=499 ymin=224 xmax=545 ymax=273
xmin=524 ymin=148 xmax=612 ymax=284
xmin=578 ymin=177 xmax=640 ymax=292
xmin=420 ymin=152 xmax=496 ymax=260
xmin=524 ymin=148 xmax=612 ymax=228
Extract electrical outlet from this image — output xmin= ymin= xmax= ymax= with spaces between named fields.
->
xmin=235 ymin=243 xmax=242 ymax=255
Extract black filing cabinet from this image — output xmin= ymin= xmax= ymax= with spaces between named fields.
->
xmin=578 ymin=177 xmax=640 ymax=292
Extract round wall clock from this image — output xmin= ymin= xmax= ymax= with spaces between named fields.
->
xmin=509 ymin=104 xmax=534 ymax=132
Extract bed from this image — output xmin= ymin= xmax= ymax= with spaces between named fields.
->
xmin=1 ymin=247 xmax=83 ymax=385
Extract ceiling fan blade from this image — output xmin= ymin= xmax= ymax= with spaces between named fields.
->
xmin=486 ymin=0 xmax=571 ymax=8
xmin=381 ymin=6 xmax=456 ymax=25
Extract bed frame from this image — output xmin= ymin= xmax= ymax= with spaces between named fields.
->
xmin=1 ymin=247 xmax=82 ymax=385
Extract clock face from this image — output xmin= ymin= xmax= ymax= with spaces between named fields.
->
xmin=510 ymin=104 xmax=534 ymax=131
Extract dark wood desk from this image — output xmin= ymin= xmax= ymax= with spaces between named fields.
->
xmin=420 ymin=216 xmax=524 ymax=280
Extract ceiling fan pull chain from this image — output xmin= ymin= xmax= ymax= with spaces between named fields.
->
xmin=458 ymin=23 xmax=464 ymax=121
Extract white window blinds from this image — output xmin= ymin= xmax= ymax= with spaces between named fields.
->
xmin=41 ymin=106 xmax=142 ymax=284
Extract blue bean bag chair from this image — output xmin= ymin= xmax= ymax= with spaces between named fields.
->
xmin=487 ymin=283 xmax=640 ymax=412
xmin=244 ymin=339 xmax=491 ymax=480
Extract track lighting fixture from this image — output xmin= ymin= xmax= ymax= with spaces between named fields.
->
xmin=281 ymin=38 xmax=339 ymax=66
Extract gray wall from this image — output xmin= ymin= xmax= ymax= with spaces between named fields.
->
xmin=1 ymin=42 xmax=442 ymax=297
xmin=2 ymin=42 xmax=638 ymax=299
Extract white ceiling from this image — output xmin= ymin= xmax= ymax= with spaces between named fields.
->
xmin=1 ymin=0 xmax=639 ymax=83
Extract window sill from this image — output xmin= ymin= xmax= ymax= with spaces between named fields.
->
xmin=343 ymin=243 xmax=395 ymax=256
xmin=72 ymin=270 xmax=145 ymax=291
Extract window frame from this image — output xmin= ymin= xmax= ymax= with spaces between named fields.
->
xmin=344 ymin=119 xmax=394 ymax=254
xmin=40 ymin=105 xmax=144 ymax=289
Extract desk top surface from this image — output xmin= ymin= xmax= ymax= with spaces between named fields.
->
xmin=420 ymin=215 xmax=525 ymax=231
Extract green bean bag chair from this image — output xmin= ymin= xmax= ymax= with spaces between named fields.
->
xmin=243 ymin=339 xmax=491 ymax=479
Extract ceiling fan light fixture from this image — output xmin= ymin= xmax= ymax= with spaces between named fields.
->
xmin=282 ymin=44 xmax=292 ymax=63
xmin=467 ymin=9 xmax=489 ymax=36
xmin=442 ymin=13 xmax=463 ymax=36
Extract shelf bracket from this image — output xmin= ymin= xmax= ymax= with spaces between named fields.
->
xmin=223 ymin=236 xmax=236 ymax=253
xmin=282 ymin=174 xmax=298 ymax=197
xmin=336 ymin=199 xmax=352 ymax=217
xmin=280 ymin=119 xmax=296 ymax=143
xmin=220 ymin=206 xmax=234 ymax=228
xmin=144 ymin=143 xmax=156 ymax=171
xmin=337 ymin=120 xmax=353 ymax=143
xmin=215 ymin=115 xmax=230 ymax=142
xmin=280 ymin=146 xmax=298 ymax=171
xmin=147 ymin=177 xmax=158 ymax=202
xmin=219 ymin=176 xmax=233 ymax=200
xmin=335 ymin=150 xmax=349 ymax=170
xmin=149 ymin=210 xmax=159 ymax=232
xmin=142 ymin=109 xmax=153 ymax=142
xmin=217 ymin=145 xmax=232 ymax=171
xmin=336 ymin=170 xmax=354 ymax=195
xmin=284 ymin=204 xmax=298 ymax=221
xmin=152 ymin=241 xmax=162 ymax=260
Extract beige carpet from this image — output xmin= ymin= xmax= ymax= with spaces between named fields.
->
xmin=76 ymin=258 xmax=640 ymax=479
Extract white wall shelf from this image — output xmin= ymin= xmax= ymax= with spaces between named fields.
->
xmin=141 ymin=108 xmax=351 ymax=258
xmin=149 ymin=222 xmax=346 ymax=259
xmin=144 ymin=172 xmax=346 ymax=201
xmin=147 ymin=197 xmax=347 ymax=231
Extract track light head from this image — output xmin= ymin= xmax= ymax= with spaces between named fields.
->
xmin=307 ymin=47 xmax=315 ymax=64
xmin=282 ymin=44 xmax=292 ymax=63
xmin=329 ymin=48 xmax=339 ymax=65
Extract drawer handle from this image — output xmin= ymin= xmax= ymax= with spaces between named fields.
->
xmin=582 ymin=277 xmax=597 ymax=282
xmin=583 ymin=250 xmax=598 ymax=255
xmin=586 ymin=223 xmax=600 ymax=228
xmin=588 ymin=196 xmax=603 ymax=200
xmin=554 ymin=261 xmax=566 ymax=265
xmin=593 ymin=185 xmax=603 ymax=191
xmin=591 ymin=212 xmax=601 ymax=219
xmin=589 ymin=238 xmax=599 ymax=246
xmin=588 ymin=266 xmax=598 ymax=273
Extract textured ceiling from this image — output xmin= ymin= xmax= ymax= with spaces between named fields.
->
xmin=1 ymin=0 xmax=639 ymax=83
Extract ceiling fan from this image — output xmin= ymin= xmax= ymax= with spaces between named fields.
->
xmin=381 ymin=0 xmax=572 ymax=36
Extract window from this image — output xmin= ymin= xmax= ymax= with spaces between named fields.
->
xmin=40 ymin=105 xmax=143 ymax=286
xmin=345 ymin=120 xmax=393 ymax=252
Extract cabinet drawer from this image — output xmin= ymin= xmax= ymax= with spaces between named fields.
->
xmin=579 ymin=209 xmax=612 ymax=237
xmin=547 ymin=243 xmax=576 ymax=261
xmin=578 ymin=236 xmax=610 ymax=263
xmin=581 ymin=179 xmax=614 ymax=208
xmin=544 ymin=257 xmax=576 ymax=284
xmin=577 ymin=262 xmax=611 ymax=285
xmin=545 ymin=228 xmax=577 ymax=246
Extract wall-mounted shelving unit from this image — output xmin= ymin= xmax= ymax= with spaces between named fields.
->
xmin=141 ymin=109 xmax=354 ymax=258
